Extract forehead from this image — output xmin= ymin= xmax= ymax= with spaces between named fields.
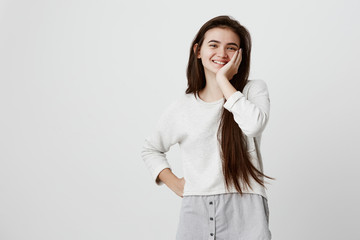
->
xmin=203 ymin=27 xmax=240 ymax=44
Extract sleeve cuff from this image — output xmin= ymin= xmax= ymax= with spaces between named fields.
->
xmin=223 ymin=91 xmax=245 ymax=111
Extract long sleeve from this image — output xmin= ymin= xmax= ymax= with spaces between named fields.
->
xmin=141 ymin=102 xmax=181 ymax=186
xmin=223 ymin=79 xmax=270 ymax=138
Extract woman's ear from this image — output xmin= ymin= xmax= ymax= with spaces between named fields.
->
xmin=193 ymin=43 xmax=201 ymax=59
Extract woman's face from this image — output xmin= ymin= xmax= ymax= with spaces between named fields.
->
xmin=194 ymin=27 xmax=240 ymax=77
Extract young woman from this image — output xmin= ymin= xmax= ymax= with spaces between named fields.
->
xmin=141 ymin=15 xmax=275 ymax=240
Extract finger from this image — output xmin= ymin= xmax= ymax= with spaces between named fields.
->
xmin=236 ymin=49 xmax=241 ymax=62
xmin=235 ymin=49 xmax=242 ymax=67
xmin=230 ymin=50 xmax=238 ymax=63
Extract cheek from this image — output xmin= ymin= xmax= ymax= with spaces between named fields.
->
xmin=228 ymin=52 xmax=236 ymax=59
xmin=201 ymin=48 xmax=215 ymax=56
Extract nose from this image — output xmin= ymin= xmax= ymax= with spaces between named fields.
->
xmin=217 ymin=47 xmax=228 ymax=58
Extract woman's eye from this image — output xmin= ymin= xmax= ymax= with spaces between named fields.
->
xmin=228 ymin=47 xmax=237 ymax=50
xmin=209 ymin=44 xmax=217 ymax=47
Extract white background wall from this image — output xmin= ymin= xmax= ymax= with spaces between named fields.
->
xmin=1 ymin=0 xmax=359 ymax=239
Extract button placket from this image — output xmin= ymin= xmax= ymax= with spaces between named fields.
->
xmin=208 ymin=196 xmax=216 ymax=240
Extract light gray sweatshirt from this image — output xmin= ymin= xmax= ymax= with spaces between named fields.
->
xmin=141 ymin=79 xmax=271 ymax=200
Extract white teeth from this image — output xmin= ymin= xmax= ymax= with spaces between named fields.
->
xmin=213 ymin=60 xmax=226 ymax=65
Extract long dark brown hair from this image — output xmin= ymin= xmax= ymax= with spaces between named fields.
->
xmin=185 ymin=15 xmax=275 ymax=195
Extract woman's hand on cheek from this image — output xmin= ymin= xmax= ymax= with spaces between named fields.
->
xmin=216 ymin=48 xmax=242 ymax=81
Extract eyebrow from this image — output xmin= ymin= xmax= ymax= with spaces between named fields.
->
xmin=208 ymin=40 xmax=239 ymax=48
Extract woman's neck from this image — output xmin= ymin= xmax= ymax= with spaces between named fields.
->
xmin=199 ymin=73 xmax=224 ymax=102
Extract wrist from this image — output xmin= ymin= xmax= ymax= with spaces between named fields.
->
xmin=216 ymin=75 xmax=229 ymax=83
xmin=162 ymin=171 xmax=179 ymax=188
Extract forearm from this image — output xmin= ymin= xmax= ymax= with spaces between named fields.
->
xmin=157 ymin=168 xmax=179 ymax=188
xmin=216 ymin=76 xmax=237 ymax=100
xmin=220 ymin=79 xmax=270 ymax=137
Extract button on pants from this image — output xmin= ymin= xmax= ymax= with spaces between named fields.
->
xmin=176 ymin=193 xmax=271 ymax=240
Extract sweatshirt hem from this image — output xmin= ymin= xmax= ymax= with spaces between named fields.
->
xmin=183 ymin=188 xmax=268 ymax=200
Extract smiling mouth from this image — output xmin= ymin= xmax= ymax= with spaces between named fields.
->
xmin=212 ymin=60 xmax=227 ymax=65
